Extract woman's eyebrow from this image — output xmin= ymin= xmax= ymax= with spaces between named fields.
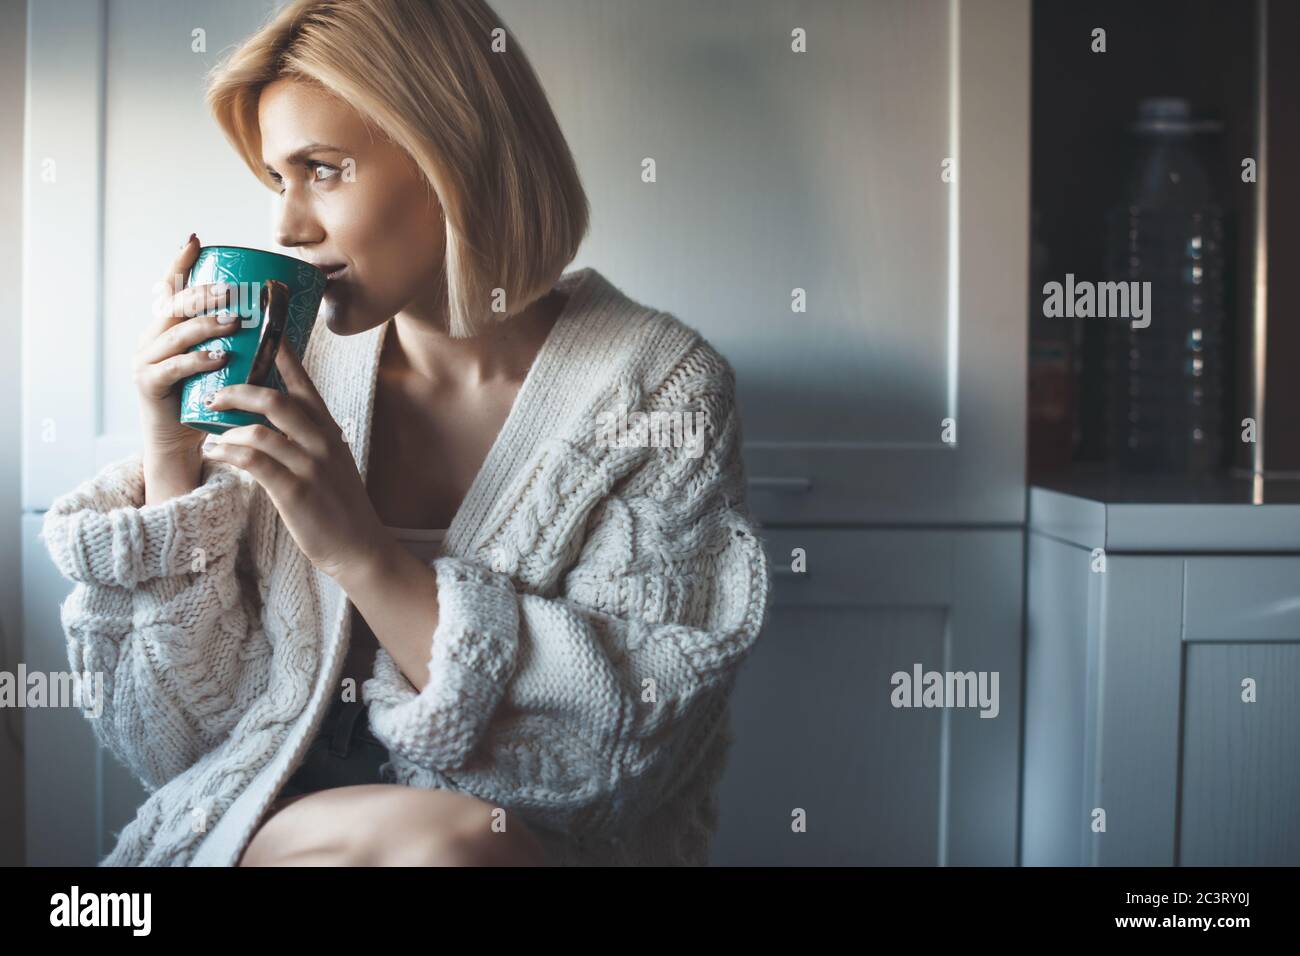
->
xmin=263 ymin=142 xmax=347 ymax=174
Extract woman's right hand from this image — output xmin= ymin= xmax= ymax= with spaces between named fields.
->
xmin=133 ymin=234 xmax=238 ymax=459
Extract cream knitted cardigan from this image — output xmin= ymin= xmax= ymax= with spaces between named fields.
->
xmin=40 ymin=266 xmax=772 ymax=866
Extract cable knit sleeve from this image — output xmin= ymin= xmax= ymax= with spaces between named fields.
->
xmin=39 ymin=453 xmax=273 ymax=791
xmin=362 ymin=341 xmax=773 ymax=840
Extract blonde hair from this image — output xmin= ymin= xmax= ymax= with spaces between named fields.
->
xmin=205 ymin=0 xmax=589 ymax=338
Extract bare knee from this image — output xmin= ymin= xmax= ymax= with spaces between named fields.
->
xmin=239 ymin=792 xmax=361 ymax=866
xmin=397 ymin=820 xmax=546 ymax=867
xmin=241 ymin=785 xmax=548 ymax=867
xmin=373 ymin=791 xmax=548 ymax=866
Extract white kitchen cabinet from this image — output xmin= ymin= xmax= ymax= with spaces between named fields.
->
xmin=1024 ymin=484 xmax=1300 ymax=865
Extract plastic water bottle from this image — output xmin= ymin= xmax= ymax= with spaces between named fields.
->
xmin=1104 ymin=97 xmax=1229 ymax=473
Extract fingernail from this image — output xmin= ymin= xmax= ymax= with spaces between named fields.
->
xmin=208 ymin=349 xmax=224 ymax=360
xmin=217 ymin=311 xmax=239 ymax=324
xmin=181 ymin=232 xmax=195 ymax=250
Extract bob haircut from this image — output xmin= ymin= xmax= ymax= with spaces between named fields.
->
xmin=204 ymin=0 xmax=589 ymax=338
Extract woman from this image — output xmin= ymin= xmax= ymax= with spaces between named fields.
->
xmin=40 ymin=0 xmax=770 ymax=867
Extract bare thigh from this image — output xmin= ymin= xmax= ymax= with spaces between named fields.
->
xmin=238 ymin=784 xmax=549 ymax=867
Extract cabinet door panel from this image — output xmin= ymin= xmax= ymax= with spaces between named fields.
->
xmin=713 ymin=527 xmax=1023 ymax=865
xmin=1180 ymin=644 xmax=1300 ymax=865
xmin=717 ymin=604 xmax=945 ymax=865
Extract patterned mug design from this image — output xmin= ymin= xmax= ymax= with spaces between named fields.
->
xmin=179 ymin=247 xmax=327 ymax=435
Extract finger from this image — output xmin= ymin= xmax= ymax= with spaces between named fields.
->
xmin=202 ymin=439 xmax=298 ymax=501
xmin=163 ymin=234 xmax=198 ymax=297
xmin=137 ymin=347 xmax=231 ymax=395
xmin=139 ymin=310 xmax=241 ymax=366
xmin=274 ymin=342 xmax=334 ymax=426
xmin=206 ymin=384 xmax=331 ymax=457
xmin=141 ymin=234 xmax=203 ymax=345
xmin=158 ymin=281 xmax=237 ymax=324
xmin=210 ymin=423 xmax=316 ymax=479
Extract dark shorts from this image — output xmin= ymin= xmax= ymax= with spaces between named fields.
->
xmin=275 ymin=698 xmax=394 ymax=802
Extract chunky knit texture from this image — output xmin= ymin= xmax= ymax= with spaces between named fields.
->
xmin=39 ymin=266 xmax=772 ymax=866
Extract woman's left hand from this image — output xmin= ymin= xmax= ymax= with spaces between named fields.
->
xmin=202 ymin=344 xmax=387 ymax=581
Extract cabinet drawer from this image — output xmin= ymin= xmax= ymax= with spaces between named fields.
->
xmin=744 ymin=444 xmax=1022 ymax=526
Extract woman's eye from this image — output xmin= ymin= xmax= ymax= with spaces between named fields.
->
xmin=268 ymin=164 xmax=337 ymax=194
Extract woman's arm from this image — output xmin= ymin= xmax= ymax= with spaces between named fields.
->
xmin=357 ymin=343 xmax=774 ymax=837
xmin=334 ymin=534 xmax=441 ymax=693
xmin=41 ymin=453 xmax=273 ymax=792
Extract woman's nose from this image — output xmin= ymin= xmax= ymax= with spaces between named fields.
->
xmin=274 ymin=186 xmax=323 ymax=249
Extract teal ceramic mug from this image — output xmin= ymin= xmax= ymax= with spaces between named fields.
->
xmin=179 ymin=245 xmax=328 ymax=434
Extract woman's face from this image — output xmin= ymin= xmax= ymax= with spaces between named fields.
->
xmin=258 ymin=77 xmax=444 ymax=336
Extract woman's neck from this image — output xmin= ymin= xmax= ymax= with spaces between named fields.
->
xmin=383 ymin=287 xmax=566 ymax=389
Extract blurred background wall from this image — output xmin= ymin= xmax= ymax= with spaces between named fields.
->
xmin=1 ymin=0 xmax=29 ymax=868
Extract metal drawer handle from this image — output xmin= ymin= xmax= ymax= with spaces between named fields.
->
xmin=748 ymin=476 xmax=812 ymax=493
